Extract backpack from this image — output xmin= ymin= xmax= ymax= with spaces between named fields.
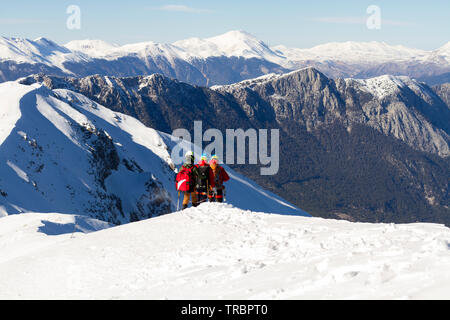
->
xmin=214 ymin=167 xmax=223 ymax=189
xmin=175 ymin=166 xmax=193 ymax=192
xmin=196 ymin=165 xmax=210 ymax=188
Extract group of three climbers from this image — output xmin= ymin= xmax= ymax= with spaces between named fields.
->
xmin=176 ymin=152 xmax=230 ymax=210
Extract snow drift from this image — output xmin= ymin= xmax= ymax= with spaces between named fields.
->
xmin=0 ymin=80 xmax=307 ymax=223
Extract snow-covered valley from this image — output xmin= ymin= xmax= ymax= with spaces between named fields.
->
xmin=0 ymin=203 xmax=449 ymax=299
xmin=1 ymin=31 xmax=449 ymax=86
xmin=0 ymin=80 xmax=306 ymax=221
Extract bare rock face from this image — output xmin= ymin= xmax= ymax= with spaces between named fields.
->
xmin=21 ymin=70 xmax=450 ymax=159
xmin=1 ymin=54 xmax=288 ymax=87
xmin=339 ymin=77 xmax=450 ymax=157
xmin=222 ymin=68 xmax=345 ymax=128
xmin=0 ymin=83 xmax=176 ymax=224
xmin=215 ymin=69 xmax=450 ymax=157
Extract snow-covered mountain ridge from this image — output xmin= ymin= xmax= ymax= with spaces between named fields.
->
xmin=0 ymin=203 xmax=449 ymax=299
xmin=1 ymin=31 xmax=449 ymax=86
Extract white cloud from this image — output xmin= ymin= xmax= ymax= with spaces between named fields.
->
xmin=0 ymin=18 xmax=50 ymax=25
xmin=309 ymin=17 xmax=414 ymax=27
xmin=152 ymin=4 xmax=212 ymax=13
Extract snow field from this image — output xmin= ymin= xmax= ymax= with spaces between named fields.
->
xmin=0 ymin=81 xmax=306 ymax=219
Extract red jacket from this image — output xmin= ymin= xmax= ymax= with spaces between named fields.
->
xmin=209 ymin=166 xmax=230 ymax=188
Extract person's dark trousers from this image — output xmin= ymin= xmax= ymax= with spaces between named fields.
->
xmin=196 ymin=191 xmax=208 ymax=204
xmin=209 ymin=189 xmax=223 ymax=203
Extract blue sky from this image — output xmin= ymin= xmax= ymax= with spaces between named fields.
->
xmin=0 ymin=0 xmax=448 ymax=49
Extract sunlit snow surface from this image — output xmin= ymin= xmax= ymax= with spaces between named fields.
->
xmin=2 ymin=32 xmax=449 ymax=73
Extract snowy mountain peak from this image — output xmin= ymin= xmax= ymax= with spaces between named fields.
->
xmin=0 ymin=32 xmax=449 ymax=87
xmin=213 ymin=67 xmax=325 ymax=91
xmin=206 ymin=30 xmax=261 ymax=43
xmin=0 ymin=36 xmax=69 ymax=54
xmin=0 ymin=81 xmax=177 ymax=223
xmin=0 ymin=79 xmax=307 ymax=222
xmin=173 ymin=30 xmax=284 ymax=62
xmin=0 ymin=36 xmax=87 ymax=73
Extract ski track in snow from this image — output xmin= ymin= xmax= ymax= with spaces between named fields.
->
xmin=0 ymin=81 xmax=306 ymax=220
xmin=0 ymin=203 xmax=449 ymax=300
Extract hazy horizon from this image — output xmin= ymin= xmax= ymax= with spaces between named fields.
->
xmin=0 ymin=1 xmax=448 ymax=51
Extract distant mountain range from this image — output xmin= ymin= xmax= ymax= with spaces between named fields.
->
xmin=21 ymin=68 xmax=450 ymax=225
xmin=1 ymin=31 xmax=449 ymax=86
xmin=0 ymin=79 xmax=306 ymax=222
